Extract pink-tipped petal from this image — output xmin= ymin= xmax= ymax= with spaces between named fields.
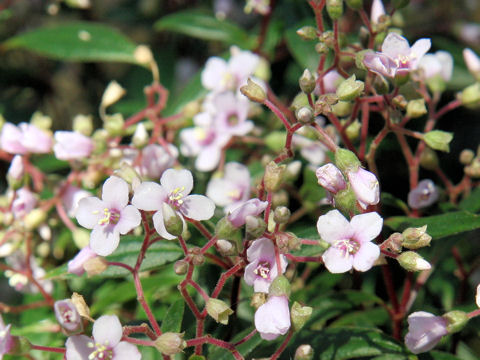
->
xmin=322 ymin=247 xmax=354 ymax=273
xmin=350 ymin=212 xmax=383 ymax=243
xmin=161 ymin=169 xmax=193 ymax=195
xmin=181 ymin=195 xmax=215 ymax=221
xmin=75 ymin=197 xmax=105 ymax=229
xmin=352 ymin=242 xmax=380 ymax=272
xmin=316 ymin=210 xmax=353 ymax=244
xmin=90 ymin=225 xmax=120 ymax=256
xmin=132 ymin=181 xmax=166 ymax=211
xmin=92 ymin=315 xmax=122 ymax=347
xmin=102 ymin=176 xmax=129 ymax=209
xmin=117 ymin=205 xmax=141 ymax=234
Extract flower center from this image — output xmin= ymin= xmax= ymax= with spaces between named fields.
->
xmin=194 ymin=127 xmax=216 ymax=146
xmin=227 ymin=113 xmax=239 ymax=126
xmin=98 ymin=208 xmax=120 ymax=226
xmin=334 ymin=239 xmax=360 ymax=257
xmin=395 ymin=54 xmax=414 ymax=68
xmin=227 ymin=188 xmax=242 ymax=201
xmin=88 ymin=341 xmax=113 ymax=360
xmin=59 ymin=305 xmax=77 ymax=324
xmin=420 ymin=183 xmax=435 ymax=200
xmin=168 ymin=187 xmax=185 ymax=209
xmin=254 ymin=261 xmax=271 ymax=279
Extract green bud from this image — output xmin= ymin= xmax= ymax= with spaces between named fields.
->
xmin=273 ymin=206 xmax=291 ymax=224
xmin=345 ymin=119 xmax=361 ymax=142
xmin=206 ymin=298 xmax=234 ymax=325
xmin=384 ymin=232 xmax=403 ymax=253
xmin=393 ymin=0 xmax=409 ymax=9
xmin=174 ymin=260 xmax=189 ymax=275
xmin=215 ymin=217 xmax=239 ymax=238
xmin=276 ymin=232 xmax=300 ymax=253
xmin=460 ymin=149 xmax=475 ymax=165
xmin=30 ymin=111 xmax=52 ymax=131
xmin=443 ymin=310 xmax=469 ymax=334
xmin=336 ymin=75 xmax=364 ymax=101
xmin=254 ymin=58 xmax=271 ymax=81
xmin=297 ymin=26 xmax=318 ymax=41
xmin=406 ymin=99 xmax=427 ymax=118
xmin=345 ymin=0 xmax=362 ymax=10
xmin=73 ymin=114 xmax=93 ymax=136
xmin=424 ymin=130 xmax=454 ymax=153
xmin=162 ymin=203 xmax=184 ymax=237
xmin=216 ymin=239 xmax=237 ymax=256
xmin=335 ymin=148 xmax=361 ymax=173
xmin=332 ymin=101 xmax=353 ymax=117
xmin=355 ymin=50 xmax=373 ymax=70
xmin=315 ymin=94 xmax=339 ymax=115
xmin=333 ymin=187 xmax=357 ymax=214
xmin=245 ymin=215 xmax=267 ymax=239
xmin=459 ymin=83 xmax=480 ymax=108
xmin=299 ymin=69 xmax=316 ymax=94
xmin=326 ymin=0 xmax=344 ymax=20
xmin=291 ymin=302 xmax=313 ymax=331
xmin=290 ymin=92 xmax=309 ymax=112
xmin=426 ymin=75 xmax=446 ymax=93
xmin=269 ymin=275 xmax=291 ymax=298
xmin=24 ymin=209 xmax=47 ymax=230
xmin=314 ymin=42 xmax=329 ymax=54
xmin=294 ymin=344 xmax=314 ymax=360
xmin=104 ymin=113 xmax=125 ymax=136
xmin=265 ymin=131 xmax=286 ymax=153
xmin=9 ymin=336 xmax=33 ymax=356
xmin=392 ymin=95 xmax=407 ymax=109
xmin=264 ymin=161 xmax=286 ymax=192
xmin=419 ymin=147 xmax=439 ymax=170
xmin=154 ymin=332 xmax=187 ymax=355
xmin=397 ymin=251 xmax=431 ymax=271
xmin=240 ymin=78 xmax=266 ymax=103
xmin=296 ymin=106 xmax=314 ymax=124
xmin=402 ymin=225 xmax=432 ymax=249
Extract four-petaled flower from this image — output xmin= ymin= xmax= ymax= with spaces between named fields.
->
xmin=317 ymin=210 xmax=383 ymax=273
xmin=76 ymin=176 xmax=141 ymax=256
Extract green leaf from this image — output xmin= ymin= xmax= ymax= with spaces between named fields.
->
xmin=285 ymin=22 xmax=320 ymax=72
xmin=419 ymin=351 xmax=463 ymax=360
xmin=4 ymin=22 xmax=138 ymax=63
xmin=154 ymin=10 xmax=254 ymax=49
xmin=385 ymin=211 xmax=480 ymax=240
xmin=31 ymin=154 xmax=70 ymax=173
xmin=459 ymin=187 xmax=480 ymax=213
xmin=163 ymin=71 xmax=207 ymax=116
xmin=208 ymin=327 xmax=262 ymax=360
xmin=161 ymin=299 xmax=185 ymax=333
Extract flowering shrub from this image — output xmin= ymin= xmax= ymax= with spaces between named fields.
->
xmin=1 ymin=0 xmax=480 ymax=359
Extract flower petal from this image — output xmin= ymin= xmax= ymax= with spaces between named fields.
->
xmin=92 ymin=315 xmax=122 ymax=347
xmin=410 ymin=38 xmax=432 ymax=68
xmin=196 ymin=146 xmax=222 ymax=172
xmin=316 ymin=210 xmax=353 ymax=243
xmin=102 ymin=176 xmax=129 ymax=209
xmin=113 ymin=341 xmax=142 ymax=360
xmin=382 ymin=32 xmax=410 ymax=58
xmin=132 ymin=181 xmax=166 ymax=211
xmin=161 ymin=168 xmax=193 ymax=195
xmin=65 ymin=335 xmax=92 ymax=360
xmin=75 ymin=197 xmax=104 ymax=229
xmin=353 ymin=242 xmax=380 ymax=272
xmin=254 ymin=296 xmax=290 ymax=341
xmin=90 ymin=225 xmax=120 ymax=256
xmin=350 ymin=212 xmax=383 ymax=243
xmin=181 ymin=195 xmax=215 ymax=220
xmin=152 ymin=209 xmax=178 ymax=240
xmin=117 ymin=205 xmax=141 ymax=234
xmin=322 ymin=247 xmax=353 ymax=273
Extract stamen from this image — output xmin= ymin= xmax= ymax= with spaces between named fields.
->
xmin=254 ymin=261 xmax=271 ymax=279
xmin=334 ymin=239 xmax=361 ymax=257
xmin=98 ymin=208 xmax=120 ymax=226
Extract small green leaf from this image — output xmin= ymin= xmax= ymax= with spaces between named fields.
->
xmin=4 ymin=22 xmax=138 ymax=63
xmin=459 ymin=187 xmax=480 ymax=213
xmin=154 ymin=10 xmax=254 ymax=49
xmin=161 ymin=299 xmax=185 ymax=333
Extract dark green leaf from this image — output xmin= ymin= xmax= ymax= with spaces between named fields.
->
xmin=154 ymin=10 xmax=254 ymax=49
xmin=31 ymin=154 xmax=70 ymax=173
xmin=4 ymin=22 xmax=138 ymax=63
xmin=419 ymin=351 xmax=463 ymax=360
xmin=385 ymin=211 xmax=480 ymax=240
xmin=208 ymin=327 xmax=262 ymax=360
xmin=285 ymin=22 xmax=320 ymax=71
xmin=459 ymin=187 xmax=480 ymax=213
xmin=161 ymin=299 xmax=185 ymax=333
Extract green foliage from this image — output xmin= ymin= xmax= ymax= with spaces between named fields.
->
xmin=162 ymin=299 xmax=185 ymax=333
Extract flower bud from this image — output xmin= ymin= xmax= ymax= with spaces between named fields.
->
xmin=191 ymin=248 xmax=205 ymax=266
xmin=273 ymin=206 xmax=290 ymax=224
xmin=132 ymin=122 xmax=149 ymax=148
xmin=215 ymin=217 xmax=240 ymax=240
xmin=216 ymin=239 xmax=237 ymax=256
xmin=295 ymin=344 xmax=314 ymax=360
xmin=299 ymin=69 xmax=316 ymax=94
xmin=345 ymin=119 xmax=361 ymax=142
xmin=251 ymin=292 xmax=267 ymax=309
xmin=174 ymin=260 xmax=188 ymax=275
xmin=269 ymin=275 xmax=291 ymax=298
xmin=316 ymin=163 xmax=347 ymax=194
xmin=71 ymin=292 xmax=94 ymax=322
xmin=8 ymin=336 xmax=32 ymax=356
xmin=101 ymin=81 xmax=126 ymax=108
xmin=24 ymin=209 xmax=47 ymax=230
xmin=383 ymin=232 xmax=403 ymax=253
xmin=7 ymin=155 xmax=24 ymax=185
xmin=265 ymin=131 xmax=286 ymax=152
xmin=460 ymin=149 xmax=475 ymax=165
xmin=54 ymin=299 xmax=83 ymax=333
xmin=154 ymin=332 xmax=186 ymax=355
xmin=443 ymin=310 xmax=469 ymax=334
xmin=326 ymin=0 xmax=343 ymax=20
xmin=104 ymin=113 xmax=125 ymax=136
xmin=459 ymin=83 xmax=480 ymax=108
xmin=31 ymin=111 xmax=52 ymax=131
xmin=333 ymin=186 xmax=357 ymax=214
xmin=296 ymin=26 xmax=317 ymax=41
xmin=465 ymin=158 xmax=480 ymax=178
xmin=206 ymin=298 xmax=234 ymax=325
xmin=240 ymin=78 xmax=266 ymax=103
xmin=295 ymin=106 xmax=314 ymax=124
xmin=162 ymin=203 xmax=184 ymax=237
xmin=332 ymin=101 xmax=353 ymax=117
xmin=334 ymin=148 xmax=360 ymax=173
xmin=83 ymin=256 xmax=108 ymax=277
xmin=336 ymin=75 xmax=364 ymax=101
xmin=345 ymin=0 xmax=362 ymax=10
xmin=463 ymin=48 xmax=480 ymax=81
xmin=392 ymin=95 xmax=407 ymax=109
xmin=73 ymin=114 xmax=93 ymax=136
xmin=134 ymin=45 xmax=154 ymax=65
xmin=264 ymin=161 xmax=286 ymax=192
xmin=402 ymin=225 xmax=432 ymax=249
xmin=276 ymin=232 xmax=300 ymax=253
xmin=397 ymin=251 xmax=431 ymax=272
xmin=290 ymin=301 xmax=313 ymax=331
xmin=423 ymin=130 xmax=453 ymax=152
xmin=406 ymin=99 xmax=427 ymax=118
xmin=245 ymin=215 xmax=267 ymax=239
xmin=419 ymin=147 xmax=439 ymax=170
xmin=315 ymin=42 xmax=329 ymax=54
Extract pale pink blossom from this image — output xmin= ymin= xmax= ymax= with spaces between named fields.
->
xmin=206 ymin=162 xmax=251 ymax=213
xmin=65 ymin=315 xmax=141 ymax=360
xmin=227 ymin=198 xmax=268 ymax=227
xmin=407 ymin=179 xmax=438 ymax=209
xmin=292 ymin=134 xmax=328 ymax=168
xmin=53 ymin=131 xmax=94 ymax=160
xmin=0 ymin=122 xmax=52 ymax=155
xmin=76 ymin=176 xmax=141 ymax=256
xmin=317 ymin=69 xmax=342 ymax=94
xmin=463 ymin=48 xmax=480 ymax=79
xmin=7 ymin=155 xmax=24 ymax=181
xmin=132 ymin=169 xmax=215 ymax=240
xmin=67 ymin=246 xmax=98 ymax=276
xmin=54 ymin=299 xmax=82 ymax=333
xmin=0 ymin=315 xmax=13 ymax=358
xmin=244 ymin=237 xmax=287 ymax=293
xmin=12 ymin=187 xmax=37 ymax=219
xmin=317 ymin=210 xmax=382 ymax=273
xmin=418 ymin=51 xmax=453 ymax=81
xmin=405 ymin=311 xmax=448 ymax=354
xmin=476 ymin=284 xmax=480 ymax=308
xmin=370 ymin=0 xmax=385 ymax=24
xmin=364 ymin=33 xmax=431 ymax=78
xmin=138 ymin=144 xmax=178 ymax=179
xmin=347 ymin=167 xmax=380 ymax=209
xmin=5 ymin=251 xmax=53 ymax=294
xmin=62 ymin=185 xmax=92 ymax=218
xmin=254 ymin=295 xmax=290 ymax=340
xmin=316 ymin=163 xmax=346 ymax=194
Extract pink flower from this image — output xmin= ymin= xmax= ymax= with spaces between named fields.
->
xmin=405 ymin=311 xmax=448 ymax=354
xmin=62 ymin=185 xmax=92 ymax=218
xmin=0 ymin=315 xmax=13 ymax=358
xmin=317 ymin=70 xmax=342 ymax=94
xmin=65 ymin=315 xmax=141 ymax=360
xmin=12 ymin=187 xmax=37 ymax=219
xmin=138 ymin=144 xmax=178 ymax=179
xmin=370 ymin=0 xmax=385 ymax=24
xmin=418 ymin=51 xmax=453 ymax=82
xmin=316 ymin=163 xmax=346 ymax=194
xmin=0 ymin=122 xmax=52 ymax=155
xmin=227 ymin=198 xmax=268 ymax=227
xmin=67 ymin=246 xmax=98 ymax=276
xmin=363 ymin=33 xmax=431 ymax=78
xmin=53 ymin=131 xmax=94 ymax=160
xmin=7 ymin=155 xmax=24 ymax=181
xmin=244 ymin=238 xmax=288 ymax=293
xmin=76 ymin=176 xmax=141 ymax=256
xmin=254 ymin=295 xmax=291 ymax=340
xmin=347 ymin=167 xmax=380 ymax=209
xmin=317 ymin=210 xmax=382 ymax=273
xmin=132 ymin=169 xmax=215 ymax=240
xmin=54 ymin=299 xmax=82 ymax=333
xmin=206 ymin=162 xmax=251 ymax=213
xmin=407 ymin=179 xmax=438 ymax=209
xmin=463 ymin=48 xmax=480 ymax=79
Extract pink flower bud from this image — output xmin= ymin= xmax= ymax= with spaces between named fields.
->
xmin=18 ymin=123 xmax=52 ymax=154
xmin=254 ymin=295 xmax=291 ymax=340
xmin=0 ymin=316 xmax=13 ymax=357
xmin=347 ymin=167 xmax=380 ymax=209
xmin=12 ymin=188 xmax=37 ymax=219
xmin=370 ymin=0 xmax=385 ymax=24
xmin=7 ymin=155 xmax=24 ymax=181
xmin=407 ymin=179 xmax=438 ymax=209
xmin=53 ymin=131 xmax=94 ymax=160
xmin=67 ymin=246 xmax=97 ymax=276
xmin=405 ymin=311 xmax=448 ymax=354
xmin=54 ymin=299 xmax=82 ymax=333
xmin=316 ymin=163 xmax=346 ymax=194
xmin=463 ymin=48 xmax=480 ymax=79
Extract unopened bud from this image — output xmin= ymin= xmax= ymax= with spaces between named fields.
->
xmin=269 ymin=275 xmax=291 ymax=298
xmin=134 ymin=45 xmax=154 ymax=65
xmin=392 ymin=95 xmax=407 ymax=109
xmin=424 ymin=130 xmax=454 ymax=153
xmin=295 ymin=344 xmax=314 ymax=360
xmin=83 ymin=256 xmax=108 ymax=276
xmin=71 ymin=292 xmax=94 ymax=322
xmin=264 ymin=161 xmax=286 ymax=192
xmin=397 ymin=251 xmax=431 ymax=272
xmin=402 ymin=225 xmax=431 ymax=249
xmin=314 ymin=42 xmax=329 ymax=54
xmin=240 ymin=78 xmax=266 ymax=103
xmin=291 ymin=302 xmax=313 ymax=331
xmin=297 ymin=26 xmax=318 ymax=41
xmin=216 ymin=239 xmax=236 ymax=256
xmin=336 ymin=75 xmax=364 ymax=101
xmin=296 ymin=106 xmax=314 ymax=124
xmin=299 ymin=69 xmax=316 ymax=94
xmin=345 ymin=119 xmax=361 ymax=141
xmin=245 ymin=215 xmax=267 ymax=239
xmin=265 ymin=131 xmax=286 ymax=152
xmin=162 ymin=203 xmax=183 ymax=237
xmin=24 ymin=209 xmax=47 ymax=230
xmin=443 ymin=310 xmax=469 ymax=334
xmin=419 ymin=147 xmax=439 ymax=170
xmin=206 ymin=298 xmax=234 ymax=325
xmin=384 ymin=232 xmax=403 ymax=253
xmin=215 ymin=217 xmax=239 ymax=240
xmin=319 ymin=31 xmax=335 ymax=48
xmin=406 ymin=99 xmax=427 ymax=118
xmin=326 ymin=0 xmax=344 ymax=20
xmin=273 ymin=206 xmax=290 ymax=224
xmin=459 ymin=83 xmax=480 ymax=108
xmin=460 ymin=149 xmax=475 ymax=165
xmin=335 ymin=148 xmax=360 ymax=173
xmin=174 ymin=260 xmax=188 ymax=275
xmin=101 ymin=81 xmax=126 ymax=108
xmin=104 ymin=113 xmax=125 ymax=136
xmin=465 ymin=158 xmax=480 ymax=178
xmin=332 ymin=101 xmax=353 ymax=117
xmin=251 ymin=292 xmax=267 ymax=309
xmin=7 ymin=155 xmax=24 ymax=184
xmin=316 ymin=163 xmax=346 ymax=194
xmin=191 ymin=252 xmax=205 ymax=267
xmin=154 ymin=332 xmax=186 ymax=355
xmin=73 ymin=114 xmax=93 ymax=136
xmin=463 ymin=48 xmax=480 ymax=81
xmin=290 ymin=92 xmax=309 ymax=112
xmin=132 ymin=122 xmax=149 ymax=148
xmin=315 ymin=94 xmax=339 ymax=115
